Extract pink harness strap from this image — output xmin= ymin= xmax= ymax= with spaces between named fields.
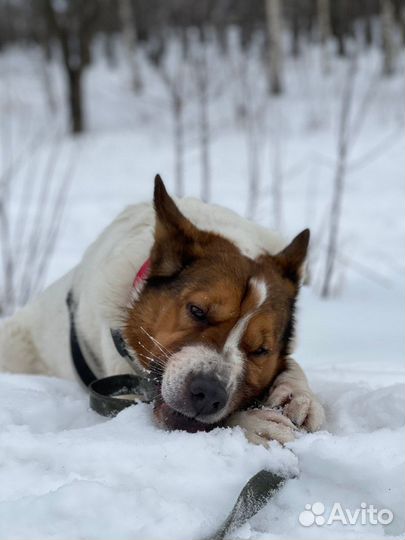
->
xmin=133 ymin=259 xmax=151 ymax=288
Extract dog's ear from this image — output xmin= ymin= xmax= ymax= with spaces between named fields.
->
xmin=150 ymin=175 xmax=200 ymax=278
xmin=273 ymin=229 xmax=310 ymax=284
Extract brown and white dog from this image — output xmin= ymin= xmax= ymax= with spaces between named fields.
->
xmin=0 ymin=176 xmax=324 ymax=445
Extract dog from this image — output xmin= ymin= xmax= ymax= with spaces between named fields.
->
xmin=0 ymin=175 xmax=324 ymax=445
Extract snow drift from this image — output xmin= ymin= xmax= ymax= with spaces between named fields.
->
xmin=0 ymin=370 xmax=404 ymax=539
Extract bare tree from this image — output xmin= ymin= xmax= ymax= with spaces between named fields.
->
xmin=289 ymin=0 xmax=301 ymax=57
xmin=172 ymin=78 xmax=185 ymax=197
xmin=0 ymin=133 xmax=78 ymax=314
xmin=401 ymin=3 xmax=405 ymax=46
xmin=0 ymin=72 xmax=15 ymax=313
xmin=38 ymin=48 xmax=57 ymax=114
xmin=44 ymin=0 xmax=99 ymax=134
xmin=269 ymin=116 xmax=283 ymax=230
xmin=317 ymin=0 xmax=332 ymax=74
xmin=245 ymin=118 xmax=262 ymax=220
xmin=0 ymin=198 xmax=14 ymax=314
xmin=381 ymin=0 xmax=396 ymax=76
xmin=265 ymin=0 xmax=283 ymax=95
xmin=150 ymin=34 xmax=187 ymax=197
xmin=229 ymin=35 xmax=268 ymax=219
xmin=189 ymin=29 xmax=213 ymax=203
xmin=363 ymin=0 xmax=374 ymax=47
xmin=119 ymin=0 xmax=143 ymax=92
xmin=34 ymin=7 xmax=57 ymax=114
xmin=334 ymin=0 xmax=348 ymax=57
xmin=321 ymin=57 xmax=357 ymax=298
xmin=20 ymin=145 xmax=79 ymax=305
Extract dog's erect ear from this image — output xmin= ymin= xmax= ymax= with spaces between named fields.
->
xmin=150 ymin=175 xmax=200 ymax=278
xmin=273 ymin=229 xmax=310 ymax=284
xmin=153 ymin=175 xmax=198 ymax=237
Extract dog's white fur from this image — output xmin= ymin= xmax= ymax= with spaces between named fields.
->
xmin=0 ymin=197 xmax=324 ymax=444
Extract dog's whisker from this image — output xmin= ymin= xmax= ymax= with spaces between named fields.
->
xmin=136 ymin=352 xmax=166 ymax=372
xmin=138 ymin=333 xmax=170 ymax=361
xmin=136 ymin=342 xmax=157 ymax=359
xmin=136 ymin=350 xmax=160 ymax=364
xmin=151 ymin=360 xmax=165 ymax=371
xmin=137 ymin=340 xmax=157 ymax=357
xmin=142 ymin=336 xmax=171 ymax=360
xmin=137 ymin=341 xmax=167 ymax=367
xmin=139 ymin=326 xmax=172 ymax=358
xmin=134 ymin=343 xmax=155 ymax=359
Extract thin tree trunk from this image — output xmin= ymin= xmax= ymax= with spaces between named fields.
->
xmin=44 ymin=0 xmax=97 ymax=135
xmin=381 ymin=0 xmax=395 ymax=76
xmin=102 ymin=0 xmax=117 ymax=67
xmin=335 ymin=1 xmax=346 ymax=57
xmin=265 ymin=0 xmax=283 ymax=95
xmin=271 ymin=135 xmax=282 ymax=230
xmin=199 ymin=85 xmax=210 ymax=202
xmin=196 ymin=44 xmax=211 ymax=203
xmin=119 ymin=0 xmax=142 ymax=92
xmin=68 ymin=68 xmax=83 ymax=134
xmin=246 ymin=123 xmax=260 ymax=219
xmin=321 ymin=149 xmax=347 ymax=297
xmin=290 ymin=2 xmax=300 ymax=57
xmin=321 ymin=59 xmax=356 ymax=298
xmin=0 ymin=201 xmax=14 ymax=313
xmin=0 ymin=86 xmax=15 ymax=313
xmin=337 ymin=34 xmax=346 ymax=57
xmin=317 ymin=0 xmax=331 ymax=74
xmin=401 ymin=4 xmax=405 ymax=46
xmin=173 ymin=94 xmax=184 ymax=197
xmin=39 ymin=48 xmax=57 ymax=113
xmin=364 ymin=0 xmax=373 ymax=47
xmin=104 ymin=33 xmax=117 ymax=67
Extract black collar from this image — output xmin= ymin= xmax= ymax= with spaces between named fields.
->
xmin=66 ymin=290 xmax=140 ymax=387
xmin=110 ymin=328 xmax=136 ymax=362
xmin=66 ymin=291 xmax=97 ymax=387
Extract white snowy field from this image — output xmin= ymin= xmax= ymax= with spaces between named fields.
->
xmin=0 ymin=41 xmax=404 ymax=539
xmin=0 ymin=372 xmax=404 ymax=540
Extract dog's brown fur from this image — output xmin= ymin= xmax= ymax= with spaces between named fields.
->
xmin=124 ymin=177 xmax=309 ymax=430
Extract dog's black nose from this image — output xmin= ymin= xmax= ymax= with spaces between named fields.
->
xmin=189 ymin=376 xmax=227 ymax=416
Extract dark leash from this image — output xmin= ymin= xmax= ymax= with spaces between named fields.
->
xmin=89 ymin=373 xmax=156 ymax=416
xmin=205 ymin=470 xmax=286 ymax=540
xmin=66 ymin=290 xmax=290 ymax=539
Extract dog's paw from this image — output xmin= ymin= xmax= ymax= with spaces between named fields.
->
xmin=226 ymin=408 xmax=297 ymax=447
xmin=267 ymin=384 xmax=325 ymax=432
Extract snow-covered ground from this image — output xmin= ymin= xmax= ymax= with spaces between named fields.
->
xmin=1 ymin=372 xmax=404 ymax=539
xmin=0 ymin=42 xmax=404 ymax=539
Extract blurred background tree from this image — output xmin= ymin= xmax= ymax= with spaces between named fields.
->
xmin=0 ymin=0 xmax=402 ymax=135
xmin=0 ymin=0 xmax=403 ymax=313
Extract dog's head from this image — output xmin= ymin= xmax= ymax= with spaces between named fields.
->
xmin=124 ymin=176 xmax=309 ymax=432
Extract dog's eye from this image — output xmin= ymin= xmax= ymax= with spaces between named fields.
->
xmin=188 ymin=304 xmax=207 ymax=322
xmin=251 ymin=347 xmax=269 ymax=357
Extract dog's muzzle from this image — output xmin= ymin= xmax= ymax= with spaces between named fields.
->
xmin=189 ymin=375 xmax=228 ymax=416
xmin=160 ymin=344 xmax=243 ymax=426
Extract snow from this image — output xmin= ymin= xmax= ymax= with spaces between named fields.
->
xmin=0 ymin=41 xmax=404 ymax=539
xmin=0 ymin=370 xmax=403 ymax=539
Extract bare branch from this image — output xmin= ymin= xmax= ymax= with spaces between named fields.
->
xmin=321 ymin=56 xmax=357 ymax=297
